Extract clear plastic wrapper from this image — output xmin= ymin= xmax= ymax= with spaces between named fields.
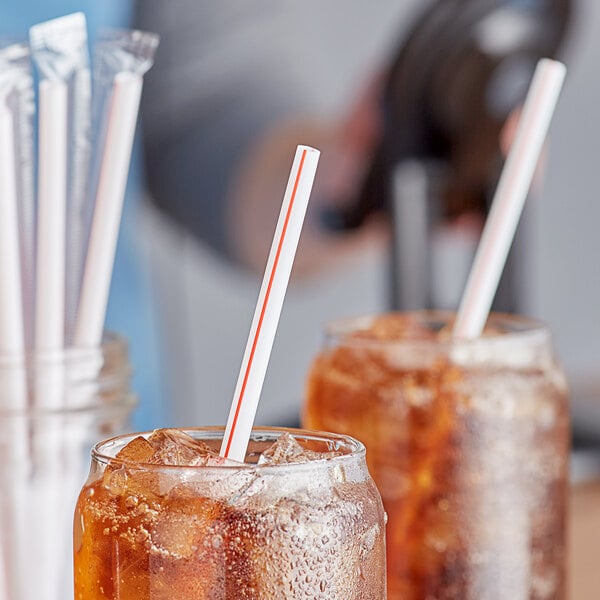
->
xmin=0 ymin=15 xmax=159 ymax=600
xmin=29 ymin=12 xmax=91 ymax=345
xmin=93 ymin=29 xmax=160 ymax=92
xmin=88 ymin=28 xmax=159 ymax=204
xmin=0 ymin=43 xmax=35 ymax=349
xmin=28 ymin=15 xmax=93 ymax=600
xmin=73 ymin=29 xmax=158 ymax=347
xmin=0 ymin=41 xmax=32 ymax=600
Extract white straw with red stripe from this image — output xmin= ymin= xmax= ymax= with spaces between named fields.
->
xmin=74 ymin=72 xmax=143 ymax=347
xmin=221 ymin=145 xmax=320 ymax=461
xmin=453 ymin=59 xmax=566 ymax=339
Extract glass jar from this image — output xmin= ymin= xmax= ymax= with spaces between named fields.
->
xmin=74 ymin=427 xmax=387 ymax=599
xmin=304 ymin=311 xmax=569 ymax=600
xmin=0 ymin=334 xmax=135 ymax=600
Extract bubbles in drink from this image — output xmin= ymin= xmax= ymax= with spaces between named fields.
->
xmin=74 ymin=429 xmax=386 ymax=599
xmin=304 ymin=313 xmax=569 ymax=600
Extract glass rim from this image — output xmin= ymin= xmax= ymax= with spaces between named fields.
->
xmin=92 ymin=426 xmax=367 ymax=472
xmin=0 ymin=330 xmax=128 ymax=368
xmin=0 ymin=332 xmax=133 ymax=416
xmin=0 ymin=392 xmax=137 ymax=418
xmin=323 ymin=310 xmax=551 ymax=349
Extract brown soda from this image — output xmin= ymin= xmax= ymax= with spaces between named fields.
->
xmin=304 ymin=312 xmax=569 ymax=600
xmin=74 ymin=428 xmax=387 ymax=599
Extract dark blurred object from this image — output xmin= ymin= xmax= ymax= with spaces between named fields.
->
xmin=325 ymin=0 xmax=572 ymax=309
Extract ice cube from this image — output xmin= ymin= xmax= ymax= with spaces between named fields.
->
xmin=116 ymin=436 xmax=155 ymax=463
xmin=104 ymin=430 xmax=246 ymax=500
xmin=104 ymin=436 xmax=160 ymax=498
xmin=258 ymin=433 xmax=305 ymax=464
xmin=150 ymin=490 xmax=223 ymax=559
xmin=258 ymin=433 xmax=341 ymax=465
xmin=354 ymin=314 xmax=437 ymax=342
xmin=104 ymin=430 xmax=214 ymax=499
xmin=147 ymin=429 xmax=219 ymax=466
xmin=147 ymin=488 xmax=263 ymax=597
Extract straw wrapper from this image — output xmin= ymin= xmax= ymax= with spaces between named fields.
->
xmin=0 ymin=77 xmax=27 ymax=447
xmin=27 ymin=16 xmax=92 ymax=600
xmin=0 ymin=43 xmax=31 ymax=600
xmin=74 ymin=29 xmax=159 ymax=348
xmin=221 ymin=146 xmax=320 ymax=462
xmin=29 ymin=13 xmax=94 ymax=447
xmin=0 ymin=44 xmax=35 ymax=349
xmin=30 ymin=12 xmax=91 ymax=352
xmin=0 ymin=44 xmax=30 ymax=404
xmin=0 ymin=17 xmax=158 ymax=599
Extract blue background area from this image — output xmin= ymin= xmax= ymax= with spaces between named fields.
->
xmin=1 ymin=2 xmax=134 ymax=39
xmin=0 ymin=1 xmax=166 ymax=430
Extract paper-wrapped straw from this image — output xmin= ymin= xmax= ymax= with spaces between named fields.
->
xmin=221 ymin=145 xmax=320 ymax=462
xmin=453 ymin=59 xmax=566 ymax=339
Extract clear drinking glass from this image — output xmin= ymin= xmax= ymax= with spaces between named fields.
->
xmin=304 ymin=311 xmax=570 ymax=600
xmin=0 ymin=334 xmax=135 ymax=600
xmin=74 ymin=427 xmax=387 ymax=599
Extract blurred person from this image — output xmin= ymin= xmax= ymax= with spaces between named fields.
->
xmin=137 ymin=0 xmax=569 ymax=277
xmin=134 ymin=1 xmax=426 ymax=426
xmin=136 ymin=2 xmax=402 ymax=277
xmin=135 ymin=1 xmax=572 ymax=427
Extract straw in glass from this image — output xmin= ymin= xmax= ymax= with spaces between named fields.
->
xmin=453 ymin=59 xmax=566 ymax=339
xmin=220 ymin=145 xmax=320 ymax=462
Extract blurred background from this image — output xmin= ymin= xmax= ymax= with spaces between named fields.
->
xmin=2 ymin=1 xmax=599 ymax=473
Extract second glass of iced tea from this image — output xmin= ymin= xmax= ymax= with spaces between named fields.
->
xmin=74 ymin=427 xmax=386 ymax=599
xmin=304 ymin=311 xmax=569 ymax=600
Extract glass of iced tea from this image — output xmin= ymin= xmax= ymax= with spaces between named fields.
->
xmin=74 ymin=427 xmax=387 ymax=599
xmin=304 ymin=311 xmax=569 ymax=600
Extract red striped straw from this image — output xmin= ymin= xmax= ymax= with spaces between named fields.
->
xmin=453 ymin=59 xmax=566 ymax=339
xmin=220 ymin=145 xmax=320 ymax=461
xmin=74 ymin=72 xmax=144 ymax=347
